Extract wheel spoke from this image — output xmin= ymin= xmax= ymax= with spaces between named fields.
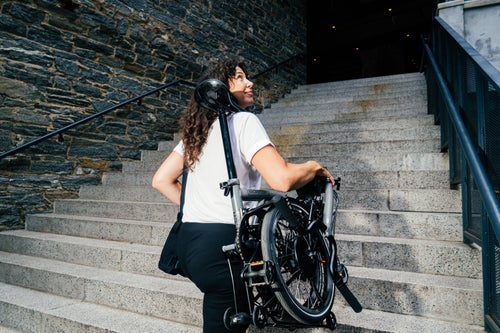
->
xmin=261 ymin=201 xmax=335 ymax=323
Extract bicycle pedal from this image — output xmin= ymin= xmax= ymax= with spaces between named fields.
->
xmin=250 ymin=260 xmax=264 ymax=267
xmin=243 ymin=261 xmax=274 ymax=287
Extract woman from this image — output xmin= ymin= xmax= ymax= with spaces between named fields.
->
xmin=152 ymin=58 xmax=335 ymax=333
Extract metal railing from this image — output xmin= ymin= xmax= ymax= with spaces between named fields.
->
xmin=0 ymin=54 xmax=305 ymax=161
xmin=422 ymin=16 xmax=500 ymax=332
xmin=0 ymin=79 xmax=194 ymax=160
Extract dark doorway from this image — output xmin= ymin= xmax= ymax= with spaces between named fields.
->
xmin=307 ymin=0 xmax=437 ymax=83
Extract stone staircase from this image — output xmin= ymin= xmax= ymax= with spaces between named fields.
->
xmin=0 ymin=72 xmax=484 ymax=332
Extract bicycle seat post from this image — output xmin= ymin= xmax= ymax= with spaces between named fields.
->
xmin=217 ymin=110 xmax=244 ymax=227
xmin=193 ymin=78 xmax=247 ymax=239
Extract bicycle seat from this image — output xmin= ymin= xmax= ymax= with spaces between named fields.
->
xmin=195 ymin=78 xmax=246 ymax=114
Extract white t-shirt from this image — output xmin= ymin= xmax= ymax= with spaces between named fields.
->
xmin=174 ymin=111 xmax=273 ymax=224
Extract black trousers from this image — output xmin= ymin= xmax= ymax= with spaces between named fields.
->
xmin=177 ymin=222 xmax=249 ymax=333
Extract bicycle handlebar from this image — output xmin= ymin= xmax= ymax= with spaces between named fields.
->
xmin=240 ymin=188 xmax=285 ymax=201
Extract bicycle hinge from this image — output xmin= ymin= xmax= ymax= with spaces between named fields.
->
xmin=220 ymin=178 xmax=240 ymax=197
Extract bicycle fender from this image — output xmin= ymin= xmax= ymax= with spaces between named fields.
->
xmin=270 ymin=195 xmax=300 ymax=228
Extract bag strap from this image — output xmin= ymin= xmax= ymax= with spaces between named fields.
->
xmin=178 ymin=168 xmax=188 ymax=221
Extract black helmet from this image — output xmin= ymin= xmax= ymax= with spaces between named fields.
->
xmin=194 ymin=78 xmax=246 ymax=114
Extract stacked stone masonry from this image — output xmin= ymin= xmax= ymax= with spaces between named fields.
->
xmin=0 ymin=0 xmax=307 ymax=228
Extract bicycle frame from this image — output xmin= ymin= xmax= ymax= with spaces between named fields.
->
xmin=194 ymin=78 xmax=361 ymax=330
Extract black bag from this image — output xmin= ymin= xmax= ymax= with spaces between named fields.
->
xmin=158 ymin=171 xmax=187 ymax=276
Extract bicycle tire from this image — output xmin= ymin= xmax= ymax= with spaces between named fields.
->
xmin=261 ymin=200 xmax=335 ymax=324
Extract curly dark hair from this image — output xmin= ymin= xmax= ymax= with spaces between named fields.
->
xmin=179 ymin=57 xmax=248 ymax=170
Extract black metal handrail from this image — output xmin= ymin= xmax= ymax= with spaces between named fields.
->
xmin=422 ymin=16 xmax=500 ymax=332
xmin=422 ymin=30 xmax=500 ymax=238
xmin=252 ymin=53 xmax=305 ymax=79
xmin=0 ymin=54 xmax=305 ymax=161
xmin=0 ymin=79 xmax=195 ymax=160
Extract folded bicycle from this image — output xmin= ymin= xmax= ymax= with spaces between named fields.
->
xmin=195 ymin=79 xmax=362 ymax=330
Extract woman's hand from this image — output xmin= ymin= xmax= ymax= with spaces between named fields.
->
xmin=313 ymin=162 xmax=336 ymax=186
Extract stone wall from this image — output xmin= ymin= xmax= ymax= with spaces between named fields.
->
xmin=0 ymin=0 xmax=307 ymax=228
xmin=437 ymin=0 xmax=500 ymax=71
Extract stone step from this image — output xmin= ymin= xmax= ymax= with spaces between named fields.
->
xmin=291 ymin=75 xmax=426 ymax=97
xmin=260 ymin=108 xmax=429 ymax=126
xmin=288 ymin=84 xmax=427 ymax=102
xmin=105 ymin=169 xmax=450 ymax=191
xmin=130 ymin=153 xmax=167 ymax=171
xmin=260 ymin=102 xmax=426 ymax=123
xmin=0 ymin=280 xmax=321 ymax=333
xmin=276 ymin=139 xmax=441 ymax=157
xmin=291 ymin=76 xmax=426 ymax=92
xmin=345 ymin=266 xmax=483 ymax=326
xmin=102 ymin=169 xmax=451 ymax=191
xmin=53 ymin=199 xmax=177 ymax=222
xmin=151 ymin=115 xmax=437 ymax=158
xmin=269 ymin=126 xmax=440 ymax=147
xmin=333 ymin=302 xmax=484 ymax=333
xmin=124 ymin=150 xmax=447 ymax=175
xmin=71 ymin=184 xmax=462 ymax=213
xmin=0 ymin=229 xmax=477 ymax=278
xmin=141 ymin=139 xmax=441 ymax=167
xmin=262 ymin=114 xmax=435 ymax=135
xmin=0 ymin=251 xmax=482 ymax=328
xmin=80 ymin=183 xmax=167 ymax=200
xmin=337 ymin=234 xmax=482 ymax=279
xmin=127 ymin=150 xmax=449 ymax=172
xmin=25 ymin=214 xmax=171 ymax=247
xmin=0 ymin=325 xmax=22 ymax=333
xmin=3 ymin=287 xmax=482 ymax=333
xmin=272 ymin=93 xmax=426 ymax=110
xmin=0 ymin=283 xmax=201 ymax=333
xmin=294 ymin=73 xmax=425 ymax=91
xmin=0 ymin=230 xmax=164 ymax=277
xmin=329 ymin=170 xmax=450 ymax=190
xmin=83 ymin=177 xmax=455 ymax=208
xmin=155 ymin=140 xmax=177 ymax=152
xmin=24 ymin=208 xmax=460 ymax=249
xmin=296 ymin=152 xmax=448 ymax=171
xmin=336 ymin=210 xmax=463 ymax=242
xmin=340 ymin=188 xmax=462 ymax=213
xmin=0 ymin=252 xmax=201 ymax=322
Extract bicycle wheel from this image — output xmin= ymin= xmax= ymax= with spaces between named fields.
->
xmin=261 ymin=200 xmax=335 ymax=324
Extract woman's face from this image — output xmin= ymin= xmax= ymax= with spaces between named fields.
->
xmin=228 ymin=66 xmax=254 ymax=109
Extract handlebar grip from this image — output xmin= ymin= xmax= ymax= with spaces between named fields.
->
xmin=336 ymin=283 xmax=362 ymax=313
xmin=334 ymin=177 xmax=341 ymax=190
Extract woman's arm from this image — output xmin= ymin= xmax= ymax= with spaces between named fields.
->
xmin=251 ymin=145 xmax=335 ymax=192
xmin=151 ymin=151 xmax=184 ymax=205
